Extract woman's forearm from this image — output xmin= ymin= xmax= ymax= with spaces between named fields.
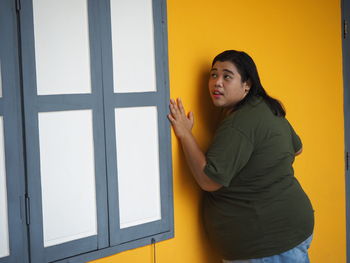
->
xmin=168 ymin=98 xmax=221 ymax=191
xmin=179 ymin=132 xmax=222 ymax=192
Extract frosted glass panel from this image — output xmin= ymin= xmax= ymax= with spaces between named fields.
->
xmin=0 ymin=117 xmax=9 ymax=258
xmin=33 ymin=0 xmax=91 ymax=95
xmin=0 ymin=61 xmax=3 ymax=97
xmin=115 ymin=106 xmax=161 ymax=228
xmin=111 ymin=0 xmax=157 ymax=93
xmin=38 ymin=110 xmax=97 ymax=247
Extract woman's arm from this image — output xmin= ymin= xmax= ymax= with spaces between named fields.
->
xmin=167 ymin=98 xmax=222 ymax=192
xmin=295 ymin=147 xmax=303 ymax=156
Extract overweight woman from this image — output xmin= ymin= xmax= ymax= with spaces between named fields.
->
xmin=168 ymin=50 xmax=314 ymax=263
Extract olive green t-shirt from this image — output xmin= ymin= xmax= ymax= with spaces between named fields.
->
xmin=203 ymin=96 xmax=314 ymax=260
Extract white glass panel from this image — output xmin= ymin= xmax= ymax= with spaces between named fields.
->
xmin=38 ymin=110 xmax=97 ymax=247
xmin=33 ymin=0 xmax=91 ymax=95
xmin=0 ymin=61 xmax=3 ymax=97
xmin=111 ymin=0 xmax=157 ymax=93
xmin=115 ymin=106 xmax=161 ymax=228
xmin=0 ymin=117 xmax=9 ymax=258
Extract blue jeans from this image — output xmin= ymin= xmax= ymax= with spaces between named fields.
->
xmin=223 ymin=235 xmax=313 ymax=263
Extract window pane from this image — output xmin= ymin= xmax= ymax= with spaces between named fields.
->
xmin=33 ymin=0 xmax=91 ymax=95
xmin=38 ymin=110 xmax=97 ymax=247
xmin=111 ymin=0 xmax=157 ymax=93
xmin=0 ymin=117 xmax=9 ymax=258
xmin=115 ymin=106 xmax=161 ymax=228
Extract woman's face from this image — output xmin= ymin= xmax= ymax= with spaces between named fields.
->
xmin=208 ymin=61 xmax=250 ymax=109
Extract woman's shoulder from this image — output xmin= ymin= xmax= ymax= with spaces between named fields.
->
xmin=231 ymin=97 xmax=269 ymax=124
xmin=227 ymin=97 xmax=287 ymax=137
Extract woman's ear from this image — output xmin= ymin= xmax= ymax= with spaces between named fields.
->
xmin=243 ymin=80 xmax=252 ymax=93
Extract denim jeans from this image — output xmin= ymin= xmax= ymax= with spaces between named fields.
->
xmin=222 ymin=235 xmax=313 ymax=263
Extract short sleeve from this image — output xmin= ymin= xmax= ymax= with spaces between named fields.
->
xmin=204 ymin=126 xmax=253 ymax=187
xmin=288 ymin=121 xmax=302 ymax=153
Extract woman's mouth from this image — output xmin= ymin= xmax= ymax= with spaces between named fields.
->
xmin=212 ymin=90 xmax=223 ymax=99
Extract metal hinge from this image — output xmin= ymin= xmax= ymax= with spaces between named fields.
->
xmin=346 ymin=152 xmax=349 ymax=171
xmin=15 ymin=0 xmax=21 ymax=12
xmin=345 ymin=20 xmax=348 ymax=39
xmin=25 ymin=195 xmax=30 ymax=225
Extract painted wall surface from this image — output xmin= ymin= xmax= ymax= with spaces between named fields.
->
xmin=92 ymin=0 xmax=346 ymax=262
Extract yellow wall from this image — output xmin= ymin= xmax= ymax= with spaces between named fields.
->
xmin=93 ymin=0 xmax=346 ymax=262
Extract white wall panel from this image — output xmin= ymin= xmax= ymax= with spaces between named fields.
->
xmin=111 ymin=0 xmax=157 ymax=93
xmin=38 ymin=110 xmax=97 ymax=247
xmin=115 ymin=106 xmax=161 ymax=228
xmin=0 ymin=117 xmax=9 ymax=258
xmin=33 ymin=0 xmax=91 ymax=95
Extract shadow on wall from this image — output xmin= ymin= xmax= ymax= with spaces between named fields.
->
xmin=196 ymin=62 xmax=222 ymax=141
xmin=197 ymin=64 xmax=223 ymax=263
xmin=174 ymin=61 xmax=220 ymax=191
xmin=175 ymin=61 xmax=222 ymax=263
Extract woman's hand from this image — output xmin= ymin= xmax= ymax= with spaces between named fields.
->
xmin=168 ymin=98 xmax=194 ymax=139
xmin=167 ymin=98 xmax=222 ymax=191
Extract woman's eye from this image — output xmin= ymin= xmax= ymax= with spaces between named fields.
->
xmin=210 ymin=73 xmax=217 ymax=78
xmin=224 ymin=75 xmax=232 ymax=80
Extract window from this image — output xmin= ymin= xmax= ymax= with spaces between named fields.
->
xmin=0 ymin=0 xmax=173 ymax=262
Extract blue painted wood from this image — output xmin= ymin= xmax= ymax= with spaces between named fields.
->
xmin=342 ymin=1 xmax=350 ymax=262
xmin=112 ymin=92 xmax=160 ymax=107
xmin=54 ymin=231 xmax=174 ymax=263
xmin=0 ymin=1 xmax=29 ymax=263
xmin=45 ymin=236 xmax=98 ymax=262
xmin=97 ymin=0 xmax=122 ymax=248
xmin=155 ymin=0 xmax=174 ymax=243
xmin=87 ymin=0 xmax=109 ymax=250
xmin=4 ymin=0 xmax=174 ymax=262
xmin=98 ymin=0 xmax=174 ymax=248
xmin=341 ymin=0 xmax=350 ymax=262
xmin=19 ymin=0 xmax=109 ymax=261
xmin=36 ymin=95 xmax=97 ymax=111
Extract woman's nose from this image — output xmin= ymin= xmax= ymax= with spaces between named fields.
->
xmin=214 ymin=77 xmax=223 ymax=87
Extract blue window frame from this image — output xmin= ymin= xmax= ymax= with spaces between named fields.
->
xmin=20 ymin=0 xmax=109 ymax=260
xmin=342 ymin=0 xmax=350 ymax=261
xmin=0 ymin=0 xmax=173 ymax=262
xmin=99 ymin=0 xmax=173 ymax=247
xmin=0 ymin=1 xmax=29 ymax=263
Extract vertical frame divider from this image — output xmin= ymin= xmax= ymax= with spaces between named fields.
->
xmin=0 ymin=0 xmax=29 ymax=262
xmin=87 ymin=0 xmax=109 ymax=250
xmin=342 ymin=0 xmax=350 ymax=262
xmin=99 ymin=0 xmax=174 ymax=246
xmin=18 ymin=0 xmax=45 ymax=261
xmin=98 ymin=0 xmax=121 ymax=245
xmin=19 ymin=0 xmax=110 ymax=261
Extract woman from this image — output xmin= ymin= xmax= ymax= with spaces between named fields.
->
xmin=168 ymin=50 xmax=314 ymax=263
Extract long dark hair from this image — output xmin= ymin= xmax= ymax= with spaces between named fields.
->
xmin=212 ymin=50 xmax=286 ymax=117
